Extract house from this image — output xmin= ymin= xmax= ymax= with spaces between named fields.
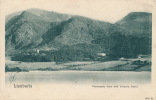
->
xmin=137 ymin=54 xmax=142 ymax=58
xmin=119 ymin=57 xmax=125 ymax=60
xmin=97 ymin=53 xmax=106 ymax=56
xmin=37 ymin=49 xmax=40 ymax=53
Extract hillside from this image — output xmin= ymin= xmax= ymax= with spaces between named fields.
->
xmin=5 ymin=9 xmax=152 ymax=62
xmin=115 ymin=12 xmax=152 ymax=37
xmin=40 ymin=16 xmax=112 ymax=48
xmin=26 ymin=8 xmax=72 ymax=22
xmin=5 ymin=9 xmax=113 ymax=54
xmin=5 ymin=11 xmax=52 ymax=54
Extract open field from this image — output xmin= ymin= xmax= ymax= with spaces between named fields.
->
xmin=5 ymin=55 xmax=151 ymax=72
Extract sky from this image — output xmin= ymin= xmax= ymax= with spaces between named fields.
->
xmin=2 ymin=0 xmax=153 ymax=23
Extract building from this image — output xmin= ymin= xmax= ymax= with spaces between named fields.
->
xmin=97 ymin=53 xmax=106 ymax=56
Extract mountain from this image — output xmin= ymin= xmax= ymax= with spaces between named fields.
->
xmin=115 ymin=12 xmax=152 ymax=37
xmin=5 ymin=9 xmax=152 ymax=60
xmin=5 ymin=8 xmax=72 ymax=53
xmin=5 ymin=9 xmax=113 ymax=54
xmin=40 ymin=16 xmax=112 ymax=48
xmin=5 ymin=11 xmax=22 ymax=24
xmin=112 ymin=12 xmax=152 ymax=57
xmin=117 ymin=12 xmax=152 ymax=24
xmin=26 ymin=8 xmax=71 ymax=22
xmin=5 ymin=11 xmax=51 ymax=53
xmin=6 ymin=8 xmax=71 ymax=22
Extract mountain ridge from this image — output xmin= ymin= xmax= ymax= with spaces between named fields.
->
xmin=5 ymin=8 xmax=152 ymax=59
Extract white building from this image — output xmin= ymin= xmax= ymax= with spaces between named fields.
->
xmin=97 ymin=53 xmax=106 ymax=56
xmin=37 ymin=49 xmax=40 ymax=53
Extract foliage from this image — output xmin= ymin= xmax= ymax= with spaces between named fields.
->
xmin=132 ymin=60 xmax=151 ymax=65
xmin=108 ymin=31 xmax=151 ymax=59
xmin=11 ymin=53 xmax=52 ymax=62
xmin=5 ymin=65 xmax=28 ymax=72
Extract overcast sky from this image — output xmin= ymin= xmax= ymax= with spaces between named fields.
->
xmin=2 ymin=0 xmax=152 ymax=23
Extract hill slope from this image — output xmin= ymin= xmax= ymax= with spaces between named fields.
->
xmin=5 ymin=11 xmax=52 ymax=53
xmin=5 ymin=9 xmax=152 ymax=60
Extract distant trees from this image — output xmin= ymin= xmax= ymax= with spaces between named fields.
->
xmin=132 ymin=60 xmax=151 ymax=65
xmin=52 ymin=49 xmax=96 ymax=64
xmin=108 ymin=32 xmax=132 ymax=58
xmin=5 ymin=66 xmax=22 ymax=72
xmin=108 ymin=31 xmax=151 ymax=59
xmin=11 ymin=47 xmax=99 ymax=63
xmin=5 ymin=65 xmax=28 ymax=72
xmin=11 ymin=30 xmax=151 ymax=63
xmin=11 ymin=52 xmax=52 ymax=62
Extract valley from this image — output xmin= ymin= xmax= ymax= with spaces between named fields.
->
xmin=5 ymin=8 xmax=152 ymax=72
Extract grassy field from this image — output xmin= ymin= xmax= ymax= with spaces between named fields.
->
xmin=5 ymin=55 xmax=151 ymax=71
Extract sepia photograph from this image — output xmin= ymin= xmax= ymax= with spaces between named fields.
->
xmin=5 ymin=8 xmax=152 ymax=85
xmin=0 ymin=0 xmax=156 ymax=100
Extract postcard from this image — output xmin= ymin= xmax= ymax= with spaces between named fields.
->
xmin=0 ymin=0 xmax=156 ymax=100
